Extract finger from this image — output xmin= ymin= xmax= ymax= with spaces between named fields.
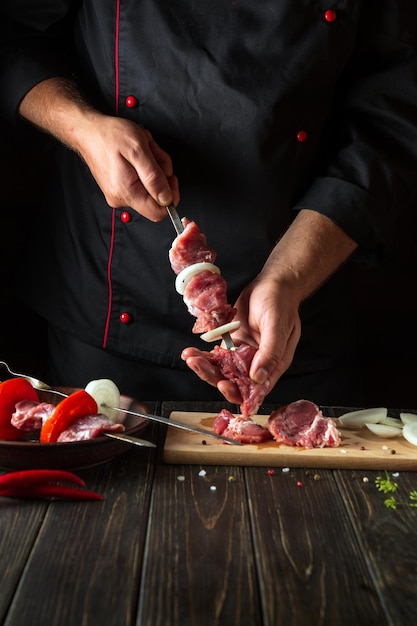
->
xmin=124 ymin=169 xmax=179 ymax=222
xmin=217 ymin=380 xmax=243 ymax=404
xmin=183 ymin=355 xmax=222 ymax=387
xmin=122 ymin=136 xmax=174 ymax=208
xmin=181 ymin=347 xmax=208 ymax=360
xmin=149 ymin=139 xmax=173 ymax=178
xmin=182 ymin=348 xmax=243 ymax=404
xmin=137 ymin=159 xmax=173 ymax=206
xmin=250 ymin=318 xmax=301 ymax=386
xmin=167 ymin=174 xmax=180 ymax=205
xmin=116 ymin=161 xmax=167 ymax=221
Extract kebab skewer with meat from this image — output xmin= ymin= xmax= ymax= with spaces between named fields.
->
xmin=168 ymin=216 xmax=240 ymax=342
xmin=167 ymin=209 xmax=270 ymax=416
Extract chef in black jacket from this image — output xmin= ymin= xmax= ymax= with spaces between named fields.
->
xmin=1 ymin=1 xmax=417 ymax=405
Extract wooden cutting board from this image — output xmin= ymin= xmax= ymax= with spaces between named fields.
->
xmin=163 ymin=411 xmax=417 ymax=470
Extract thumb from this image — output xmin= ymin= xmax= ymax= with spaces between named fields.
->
xmin=249 ymin=319 xmax=301 ymax=386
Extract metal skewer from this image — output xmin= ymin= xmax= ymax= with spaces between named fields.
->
xmin=166 ymin=203 xmax=184 ymax=236
xmin=220 ymin=332 xmax=236 ymax=350
xmin=109 ymin=406 xmax=242 ymax=445
xmin=0 ymin=362 xmax=240 ymax=446
xmin=0 ymin=362 xmax=155 ymax=448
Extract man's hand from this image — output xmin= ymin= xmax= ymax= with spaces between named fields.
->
xmin=72 ymin=114 xmax=179 ymax=221
xmin=181 ymin=275 xmax=302 ymax=403
xmin=19 ymin=77 xmax=179 ymax=220
xmin=182 ymin=209 xmax=358 ymax=403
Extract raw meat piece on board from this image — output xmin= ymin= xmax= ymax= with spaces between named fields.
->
xmin=267 ymin=400 xmax=340 ymax=448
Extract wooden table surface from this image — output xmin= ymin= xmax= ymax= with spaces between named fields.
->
xmin=1 ymin=401 xmax=417 ymax=626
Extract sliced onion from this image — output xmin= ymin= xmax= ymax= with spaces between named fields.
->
xmin=365 ymin=422 xmax=402 ymax=438
xmin=175 ymin=262 xmax=220 ymax=295
xmin=200 ymin=320 xmax=241 ymax=343
xmin=403 ymin=422 xmax=417 ymax=446
xmin=400 ymin=412 xmax=417 ymax=425
xmin=378 ymin=416 xmax=403 ymax=429
xmin=85 ymin=379 xmax=121 ymax=422
xmin=337 ymin=407 xmax=388 ymax=430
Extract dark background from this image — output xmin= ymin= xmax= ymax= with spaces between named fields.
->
xmin=1 ymin=125 xmax=417 ymax=409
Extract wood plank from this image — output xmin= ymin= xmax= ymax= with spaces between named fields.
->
xmin=245 ymin=466 xmax=390 ymax=626
xmin=3 ymin=443 xmax=157 ymax=626
xmin=0 ymin=499 xmax=48 ymax=622
xmin=137 ymin=463 xmax=263 ymax=626
xmin=163 ymin=411 xmax=417 ymax=470
xmin=335 ymin=469 xmax=417 ymax=625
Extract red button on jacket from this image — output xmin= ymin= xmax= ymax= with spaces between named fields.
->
xmin=119 ymin=312 xmax=132 ymax=324
xmin=324 ymin=10 xmax=337 ymax=22
xmin=120 ymin=211 xmax=132 ymax=223
xmin=125 ymin=95 xmax=138 ymax=108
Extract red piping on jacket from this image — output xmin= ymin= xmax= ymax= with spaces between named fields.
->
xmin=103 ymin=208 xmax=116 ymax=348
xmin=114 ymin=0 xmax=120 ymax=115
xmin=103 ymin=0 xmax=121 ymax=347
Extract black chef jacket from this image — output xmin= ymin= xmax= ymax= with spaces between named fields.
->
xmin=1 ymin=1 xmax=417 ymax=376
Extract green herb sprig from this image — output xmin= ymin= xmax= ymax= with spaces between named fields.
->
xmin=375 ymin=471 xmax=417 ymax=510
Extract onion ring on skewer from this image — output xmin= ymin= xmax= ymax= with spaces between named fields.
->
xmin=175 ymin=262 xmax=220 ymax=295
xmin=200 ymin=320 xmax=241 ymax=343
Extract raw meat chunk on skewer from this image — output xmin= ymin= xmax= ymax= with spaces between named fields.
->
xmin=183 ymin=270 xmax=236 ymax=333
xmin=212 ymin=344 xmax=270 ymax=417
xmin=169 ymin=218 xmax=236 ymax=334
xmin=169 ymin=218 xmax=216 ymax=275
xmin=11 ymin=400 xmax=124 ymax=441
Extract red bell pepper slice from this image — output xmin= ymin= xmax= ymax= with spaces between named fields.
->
xmin=0 ymin=378 xmax=39 ymax=441
xmin=40 ymin=389 xmax=98 ymax=443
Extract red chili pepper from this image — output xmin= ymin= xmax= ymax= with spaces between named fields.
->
xmin=0 ymin=469 xmax=102 ymax=501
xmin=40 ymin=390 xmax=98 ymax=443
xmin=0 ymin=378 xmax=39 ymax=440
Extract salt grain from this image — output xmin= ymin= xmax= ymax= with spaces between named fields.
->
xmin=382 ymin=445 xmax=389 ymax=450
xmin=177 ymin=475 xmax=185 ymax=482
xmin=210 ymin=485 xmax=217 ymax=491
xmin=340 ymin=449 xmax=347 ymax=454
xmin=198 ymin=470 xmax=207 ymax=477
xmin=392 ymin=472 xmax=400 ymax=478
xmin=282 ymin=467 xmax=290 ymax=473
xmin=362 ymin=477 xmax=369 ymax=483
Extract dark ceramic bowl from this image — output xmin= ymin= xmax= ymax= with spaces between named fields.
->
xmin=0 ymin=388 xmax=150 ymax=470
